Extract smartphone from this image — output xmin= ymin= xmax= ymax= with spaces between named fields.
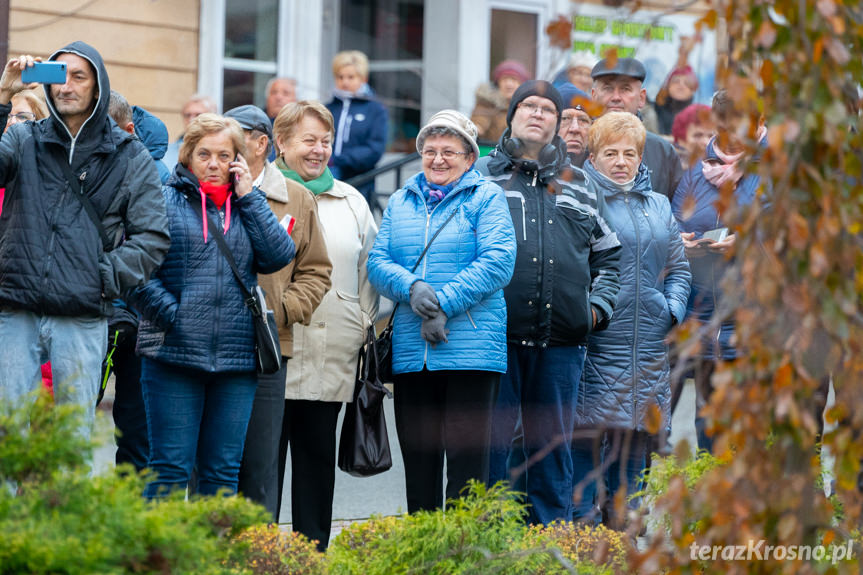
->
xmin=701 ymin=227 xmax=729 ymax=242
xmin=233 ymin=154 xmax=239 ymax=185
xmin=21 ymin=61 xmax=67 ymax=84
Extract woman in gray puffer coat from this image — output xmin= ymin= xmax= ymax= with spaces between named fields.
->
xmin=571 ymin=112 xmax=691 ymax=526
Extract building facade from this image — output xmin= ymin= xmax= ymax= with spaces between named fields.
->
xmin=10 ymin=0 xmax=710 ymax=149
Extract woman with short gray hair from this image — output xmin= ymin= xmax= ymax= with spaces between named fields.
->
xmin=367 ymin=110 xmax=517 ymax=512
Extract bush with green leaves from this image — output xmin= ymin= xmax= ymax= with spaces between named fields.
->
xmin=326 ymin=481 xmax=621 ymax=575
xmin=0 ymin=392 xmax=269 ymax=575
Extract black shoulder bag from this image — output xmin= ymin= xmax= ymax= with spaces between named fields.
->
xmin=187 ymin=195 xmax=282 ymax=375
xmin=373 ymin=204 xmax=461 ymax=385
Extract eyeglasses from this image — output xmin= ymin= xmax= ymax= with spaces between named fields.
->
xmin=560 ymin=112 xmax=592 ymax=129
xmin=518 ymin=102 xmax=557 ymax=117
xmin=9 ymin=112 xmax=36 ymax=122
xmin=421 ymin=149 xmax=469 ymax=161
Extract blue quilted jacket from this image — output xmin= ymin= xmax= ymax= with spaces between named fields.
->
xmin=367 ymin=168 xmax=516 ymax=374
xmin=576 ymin=162 xmax=691 ymax=431
xmin=134 ymin=165 xmax=296 ymax=372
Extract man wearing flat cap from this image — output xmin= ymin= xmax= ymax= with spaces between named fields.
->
xmin=591 ymin=57 xmax=683 ymax=202
xmin=476 ymin=80 xmax=622 ymax=526
xmin=225 ymin=104 xmax=332 ymax=521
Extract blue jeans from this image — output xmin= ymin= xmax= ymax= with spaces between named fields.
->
xmin=141 ymin=358 xmax=257 ymax=498
xmin=489 ymin=344 xmax=586 ymax=525
xmin=0 ymin=309 xmax=107 ymax=439
xmin=571 ymin=428 xmax=649 ymax=526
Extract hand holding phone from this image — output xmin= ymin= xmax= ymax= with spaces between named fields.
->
xmin=0 ymin=55 xmax=43 ymax=102
xmin=21 ymin=61 xmax=67 ymax=84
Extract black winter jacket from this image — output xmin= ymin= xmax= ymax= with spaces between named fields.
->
xmin=475 ymin=134 xmax=622 ymax=347
xmin=0 ymin=41 xmax=169 ymax=317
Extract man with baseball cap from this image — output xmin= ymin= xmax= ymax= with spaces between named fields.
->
xmin=475 ymin=80 xmax=622 ymax=525
xmin=591 ymin=57 xmax=683 ymax=201
xmin=225 ymin=104 xmax=332 ymax=521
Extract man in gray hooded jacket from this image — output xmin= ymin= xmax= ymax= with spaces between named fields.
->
xmin=0 ymin=42 xmax=169 ymax=437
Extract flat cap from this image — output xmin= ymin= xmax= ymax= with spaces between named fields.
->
xmin=591 ymin=57 xmax=646 ymax=82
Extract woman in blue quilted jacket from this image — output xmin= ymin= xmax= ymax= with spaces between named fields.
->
xmin=571 ymin=112 xmax=691 ymax=527
xmin=133 ymin=113 xmax=295 ymax=499
xmin=367 ymin=110 xmax=516 ymax=513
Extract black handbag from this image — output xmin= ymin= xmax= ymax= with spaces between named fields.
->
xmin=187 ymin=195 xmax=282 ymax=375
xmin=373 ymin=205 xmax=461 ymax=384
xmin=338 ymin=326 xmax=393 ymax=477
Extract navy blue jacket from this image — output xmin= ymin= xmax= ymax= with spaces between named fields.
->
xmin=132 ymin=106 xmax=171 ymax=184
xmin=577 ymin=162 xmax=691 ymax=431
xmin=671 ymin=138 xmax=762 ymax=361
xmin=134 ymin=166 xmax=296 ymax=372
xmin=0 ymin=41 xmax=169 ymax=318
xmin=326 ymin=87 xmax=388 ymax=200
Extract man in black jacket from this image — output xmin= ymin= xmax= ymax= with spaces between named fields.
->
xmin=0 ymin=43 xmax=169 ymax=439
xmin=591 ymin=57 xmax=683 ymax=202
xmin=476 ymin=80 xmax=622 ymax=525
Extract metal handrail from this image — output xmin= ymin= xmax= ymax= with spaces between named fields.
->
xmin=345 ymin=152 xmax=421 ymax=217
xmin=345 ymin=151 xmax=420 ymax=188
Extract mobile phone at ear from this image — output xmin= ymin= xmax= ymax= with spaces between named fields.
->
xmin=233 ymin=155 xmax=239 ymax=184
xmin=21 ymin=61 xmax=67 ymax=84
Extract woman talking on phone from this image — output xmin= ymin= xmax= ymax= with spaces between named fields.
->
xmin=133 ymin=113 xmax=295 ymax=498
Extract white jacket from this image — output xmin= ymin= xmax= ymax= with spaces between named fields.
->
xmin=285 ymin=179 xmax=379 ymax=402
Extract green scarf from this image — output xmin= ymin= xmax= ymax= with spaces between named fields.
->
xmin=275 ymin=157 xmax=334 ymax=195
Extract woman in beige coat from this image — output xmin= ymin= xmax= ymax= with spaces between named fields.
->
xmin=272 ymin=100 xmax=379 ymax=551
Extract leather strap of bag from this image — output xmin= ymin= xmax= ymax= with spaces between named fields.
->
xmin=185 ymin=192 xmax=262 ymax=318
xmin=386 ymin=203 xmax=462 ymax=328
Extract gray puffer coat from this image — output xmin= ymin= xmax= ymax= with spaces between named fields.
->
xmin=575 ymin=161 xmax=691 ymax=431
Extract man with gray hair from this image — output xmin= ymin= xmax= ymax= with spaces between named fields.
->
xmin=162 ymin=93 xmax=217 ymax=172
xmin=265 ymin=77 xmax=297 ymax=120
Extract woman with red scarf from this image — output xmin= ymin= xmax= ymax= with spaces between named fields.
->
xmin=132 ymin=113 xmax=295 ymax=498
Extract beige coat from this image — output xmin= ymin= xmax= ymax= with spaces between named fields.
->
xmin=285 ymin=179 xmax=379 ymax=402
xmin=256 ymin=161 xmax=333 ymax=358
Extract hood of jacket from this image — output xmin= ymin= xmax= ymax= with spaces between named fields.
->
xmin=583 ymin=160 xmax=652 ymax=198
xmin=484 ymin=129 xmax=570 ymax=185
xmin=473 ymin=82 xmax=509 ymax=111
xmin=132 ymin=105 xmax=169 ymax=161
xmin=44 ymin=41 xmax=112 ymax=149
xmin=332 ymin=83 xmax=377 ymax=103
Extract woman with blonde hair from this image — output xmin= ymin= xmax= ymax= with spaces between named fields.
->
xmin=5 ymin=89 xmax=48 ymax=132
xmin=272 ymin=100 xmax=378 ymax=550
xmin=572 ymin=111 xmax=691 ymax=526
xmin=133 ymin=113 xmax=295 ymax=499
xmin=325 ymin=50 xmax=388 ymax=204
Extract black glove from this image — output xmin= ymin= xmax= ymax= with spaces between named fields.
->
xmin=421 ymin=311 xmax=449 ymax=347
xmin=410 ymin=280 xmax=439 ymax=320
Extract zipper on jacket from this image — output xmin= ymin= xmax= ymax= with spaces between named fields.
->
xmin=335 ymin=100 xmax=351 ymax=156
xmin=624 ymin=192 xmax=641 ymax=429
xmin=519 ymin=195 xmax=527 ymax=241
xmin=465 ymin=309 xmax=478 ymax=329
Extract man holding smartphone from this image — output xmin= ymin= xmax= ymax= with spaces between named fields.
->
xmin=0 ymin=41 xmax=169 ymax=440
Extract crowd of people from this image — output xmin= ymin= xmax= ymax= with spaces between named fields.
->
xmin=0 ymin=38 xmax=772 ymax=548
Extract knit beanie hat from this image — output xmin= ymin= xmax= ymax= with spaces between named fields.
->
xmin=557 ymin=82 xmax=590 ymax=111
xmin=416 ymin=109 xmax=480 ymax=158
xmin=506 ymin=80 xmax=564 ymax=128
xmin=493 ymin=59 xmax=530 ymax=85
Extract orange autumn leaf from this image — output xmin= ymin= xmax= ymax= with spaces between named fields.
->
xmin=644 ymin=402 xmax=663 ymax=435
xmin=545 ymin=15 xmax=572 ymax=50
xmin=774 ymin=363 xmax=793 ymax=389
